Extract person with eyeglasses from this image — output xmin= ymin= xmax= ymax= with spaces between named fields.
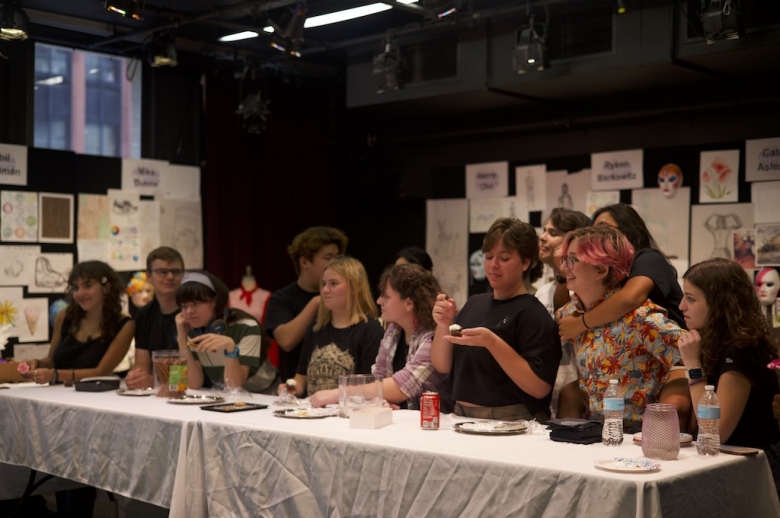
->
xmin=555 ymin=226 xmax=682 ymax=431
xmin=125 ymin=247 xmax=186 ymax=389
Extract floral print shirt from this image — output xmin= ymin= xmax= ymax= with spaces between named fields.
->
xmin=556 ymin=290 xmax=682 ymax=425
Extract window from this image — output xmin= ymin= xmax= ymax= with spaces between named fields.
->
xmin=34 ymin=43 xmax=142 ymax=158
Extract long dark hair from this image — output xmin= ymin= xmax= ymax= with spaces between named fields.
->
xmin=592 ymin=203 xmax=660 ymax=252
xmin=378 ymin=264 xmax=440 ymax=332
xmin=65 ymin=261 xmax=123 ymax=343
xmin=684 ymin=258 xmax=778 ymax=375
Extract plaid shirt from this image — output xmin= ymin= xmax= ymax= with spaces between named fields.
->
xmin=556 ymin=290 xmax=682 ymax=425
xmin=373 ymin=323 xmax=446 ymax=410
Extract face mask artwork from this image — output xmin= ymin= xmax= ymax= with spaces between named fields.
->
xmin=658 ymin=163 xmax=682 ymax=199
xmin=755 ymin=267 xmax=780 ymax=307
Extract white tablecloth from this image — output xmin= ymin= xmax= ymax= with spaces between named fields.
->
xmin=2 ymin=388 xmax=778 ymax=517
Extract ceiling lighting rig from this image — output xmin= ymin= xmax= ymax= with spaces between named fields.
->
xmin=373 ymin=38 xmax=403 ymax=93
xmin=699 ymin=0 xmax=742 ymax=44
xmin=268 ymin=3 xmax=307 ymax=57
xmin=0 ymin=0 xmax=30 ymax=40
xmin=105 ymin=0 xmax=144 ymax=20
xmin=512 ymin=0 xmax=549 ymax=74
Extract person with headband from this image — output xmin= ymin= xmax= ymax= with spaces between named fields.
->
xmin=556 ymin=226 xmax=681 ymax=431
xmin=175 ymin=271 xmax=278 ymax=392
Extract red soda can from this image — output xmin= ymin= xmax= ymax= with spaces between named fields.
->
xmin=420 ymin=391 xmax=440 ymax=430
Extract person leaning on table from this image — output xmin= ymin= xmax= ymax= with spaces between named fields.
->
xmin=431 ymin=217 xmax=561 ymax=423
xmin=678 ymin=258 xmax=780 ymax=498
xmin=175 ymin=271 xmax=278 ymax=393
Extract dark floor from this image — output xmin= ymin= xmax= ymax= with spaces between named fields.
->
xmin=0 ymin=492 xmax=169 ymax=518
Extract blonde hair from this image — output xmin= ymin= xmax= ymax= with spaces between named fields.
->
xmin=314 ymin=256 xmax=377 ymax=331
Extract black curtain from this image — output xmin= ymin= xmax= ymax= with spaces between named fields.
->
xmin=203 ymin=70 xmax=340 ymax=292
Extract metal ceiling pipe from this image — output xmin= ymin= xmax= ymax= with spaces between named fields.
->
xmin=91 ymin=0 xmax=299 ymax=48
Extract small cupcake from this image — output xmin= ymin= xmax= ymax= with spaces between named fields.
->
xmin=285 ymin=378 xmax=297 ymax=393
xmin=449 ymin=324 xmax=463 ymax=337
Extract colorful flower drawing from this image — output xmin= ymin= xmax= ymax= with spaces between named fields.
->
xmin=0 ymin=300 xmax=18 ymax=326
xmin=702 ymin=158 xmax=732 ymax=199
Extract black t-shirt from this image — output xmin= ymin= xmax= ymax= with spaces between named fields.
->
xmin=709 ymin=345 xmax=780 ymax=449
xmin=265 ymin=281 xmax=319 ymax=381
xmin=53 ymin=316 xmax=133 ymax=369
xmin=296 ymin=319 xmax=384 ymax=397
xmin=134 ymin=298 xmax=180 ymax=353
xmin=627 ymin=248 xmax=686 ymax=328
xmin=452 ymin=293 xmax=561 ymax=416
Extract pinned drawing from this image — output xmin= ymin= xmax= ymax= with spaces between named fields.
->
xmin=28 ymin=253 xmax=73 ymax=294
xmin=699 ymin=150 xmax=739 ymax=203
xmin=108 ymin=189 xmax=140 ymax=231
xmin=0 ymin=245 xmax=39 ymax=286
xmin=543 ymin=170 xmax=589 ymax=225
xmin=733 ymin=229 xmax=756 ymax=269
xmin=1 ymin=191 xmax=38 ymax=243
xmin=77 ymin=194 xmax=111 ymax=241
xmin=12 ymin=298 xmax=48 ymax=343
xmin=756 ymin=224 xmax=780 ymax=267
xmin=160 ymin=198 xmax=203 ymax=270
xmin=632 ymin=188 xmax=691 ymax=261
xmin=515 ymin=165 xmax=546 ymax=212
xmin=38 ymin=192 xmax=74 ymax=244
xmin=690 ymin=204 xmax=753 ymax=266
xmin=426 ymin=199 xmax=468 ymax=309
xmin=0 ymin=287 xmax=22 ymax=327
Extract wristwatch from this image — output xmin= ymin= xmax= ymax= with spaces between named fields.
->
xmin=685 ymin=368 xmax=703 ymax=381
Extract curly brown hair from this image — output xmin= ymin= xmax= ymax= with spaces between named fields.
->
xmin=378 ymin=264 xmax=440 ymax=332
xmin=683 ymin=258 xmax=778 ymax=375
xmin=65 ymin=261 xmax=123 ymax=343
xmin=287 ymin=226 xmax=348 ymax=276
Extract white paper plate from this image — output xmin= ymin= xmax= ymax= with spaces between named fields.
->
xmin=167 ymin=394 xmax=225 ymax=405
xmin=633 ymin=432 xmax=693 ymax=445
xmin=116 ymin=388 xmax=155 ymax=397
xmin=594 ymin=458 xmax=661 ymax=473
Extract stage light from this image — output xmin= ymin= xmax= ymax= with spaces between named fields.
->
xmin=105 ymin=0 xmax=144 ymax=20
xmin=512 ymin=24 xmax=547 ymax=74
xmin=0 ymin=0 xmax=30 ymax=41
xmin=617 ymin=0 xmax=626 ymax=14
xmin=373 ymin=39 xmax=402 ymax=94
xmin=700 ymin=0 xmax=740 ymax=44
xmin=148 ymin=37 xmax=177 ymax=67
xmin=423 ymin=0 xmax=461 ymax=19
xmin=269 ymin=3 xmax=307 ymax=57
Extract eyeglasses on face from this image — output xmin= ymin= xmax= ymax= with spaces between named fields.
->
xmin=152 ymin=268 xmax=184 ymax=277
xmin=562 ymin=256 xmax=580 ymax=271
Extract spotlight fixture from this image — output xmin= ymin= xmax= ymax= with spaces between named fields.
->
xmin=617 ymin=0 xmax=626 ymax=14
xmin=235 ymin=92 xmax=271 ymax=134
xmin=0 ymin=0 xmax=30 ymax=41
xmin=372 ymin=39 xmax=403 ymax=94
xmin=422 ymin=0 xmax=461 ymax=20
xmin=268 ymin=3 xmax=307 ymax=57
xmin=512 ymin=22 xmax=547 ymax=73
xmin=148 ymin=37 xmax=177 ymax=67
xmin=699 ymin=0 xmax=741 ymax=44
xmin=105 ymin=0 xmax=144 ymax=20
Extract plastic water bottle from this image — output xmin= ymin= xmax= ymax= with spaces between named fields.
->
xmin=696 ymin=385 xmax=720 ymax=456
xmin=602 ymin=379 xmax=624 ymax=446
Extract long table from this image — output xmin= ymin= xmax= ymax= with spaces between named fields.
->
xmin=2 ymin=385 xmax=779 ymax=518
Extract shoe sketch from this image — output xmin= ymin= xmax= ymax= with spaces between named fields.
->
xmin=4 ymin=259 xmax=23 ymax=278
xmin=112 ymin=200 xmax=138 ymax=215
xmin=35 ymin=257 xmax=69 ymax=290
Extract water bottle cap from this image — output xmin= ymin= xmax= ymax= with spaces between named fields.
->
xmin=609 ymin=379 xmax=619 ymax=384
xmin=705 ymin=385 xmax=715 ymax=391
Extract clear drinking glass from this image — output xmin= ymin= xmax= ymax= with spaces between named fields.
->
xmin=338 ymin=375 xmax=350 ymax=418
xmin=345 ymin=374 xmax=383 ymax=416
xmin=641 ymin=403 xmax=680 ymax=460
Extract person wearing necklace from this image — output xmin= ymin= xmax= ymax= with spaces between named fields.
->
xmin=175 ymin=272 xmax=278 ymax=392
xmin=20 ymin=261 xmax=135 ymax=386
xmin=431 ymin=218 xmax=561 ymax=423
